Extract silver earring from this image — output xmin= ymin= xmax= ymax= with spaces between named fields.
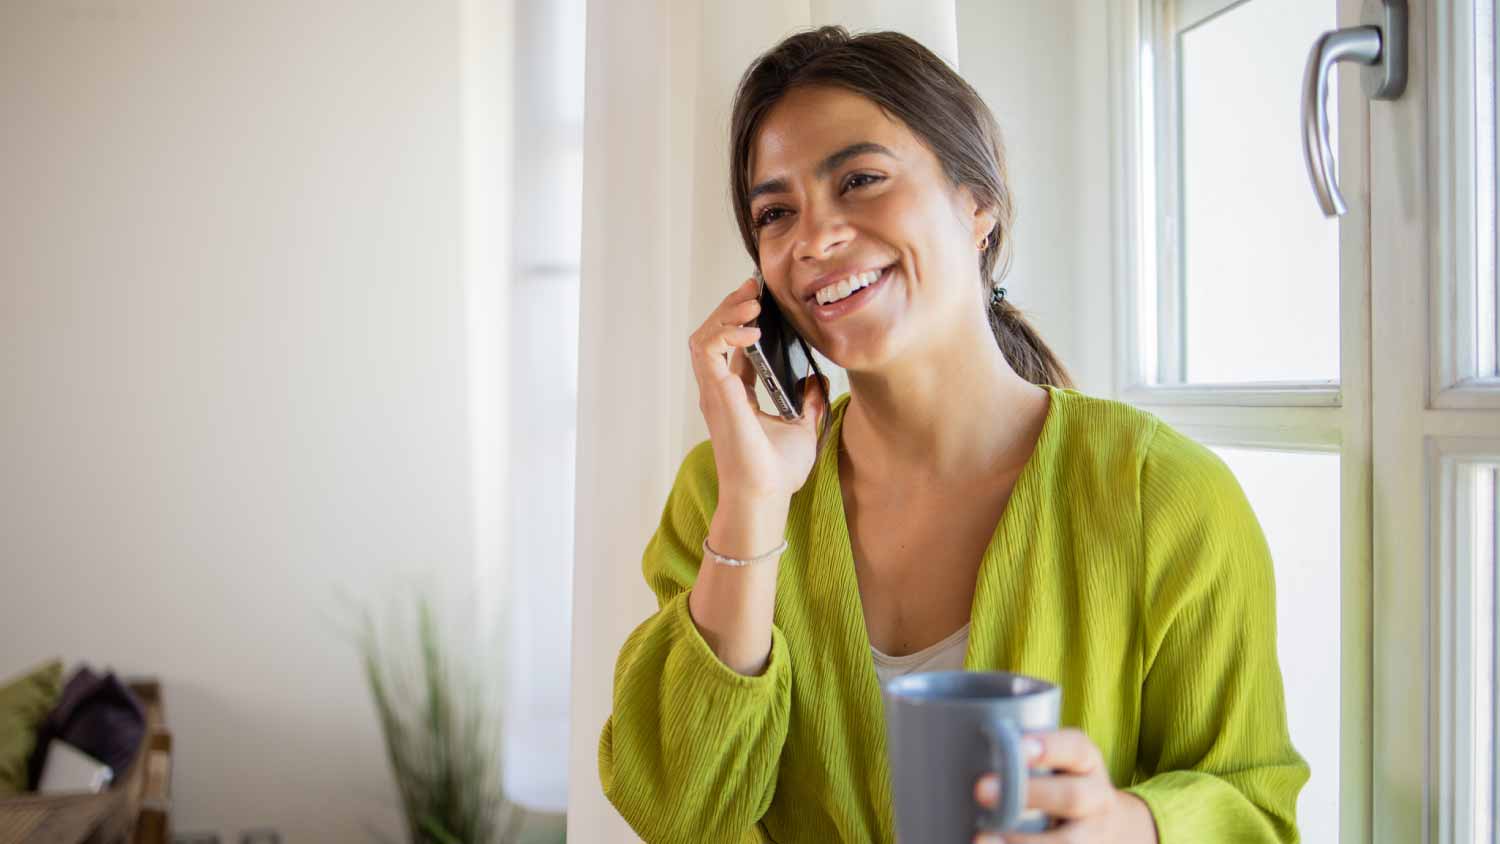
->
xmin=990 ymin=285 xmax=1007 ymax=306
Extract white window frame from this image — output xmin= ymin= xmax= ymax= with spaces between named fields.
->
xmin=1114 ymin=1 xmax=1500 ymax=842
xmin=1106 ymin=0 xmax=1373 ymax=840
xmin=1117 ymin=0 xmax=1342 ymax=407
xmin=1427 ymin=6 xmax=1500 ymax=843
xmin=1431 ymin=441 xmax=1500 ymax=844
xmin=1432 ymin=0 xmax=1500 ymax=408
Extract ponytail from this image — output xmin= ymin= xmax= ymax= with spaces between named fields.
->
xmin=986 ymin=294 xmax=1074 ymax=388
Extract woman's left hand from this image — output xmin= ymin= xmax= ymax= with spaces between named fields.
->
xmin=971 ymin=728 xmax=1159 ymax=844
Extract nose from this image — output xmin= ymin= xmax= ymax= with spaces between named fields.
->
xmin=792 ymin=201 xmax=853 ymax=263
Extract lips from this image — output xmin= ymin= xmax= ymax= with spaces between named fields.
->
xmin=805 ymin=263 xmax=897 ymax=303
xmin=808 ymin=264 xmax=893 ymax=322
xmin=815 ymin=270 xmax=878 ymax=305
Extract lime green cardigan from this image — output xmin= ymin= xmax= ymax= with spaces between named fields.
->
xmin=599 ymin=385 xmax=1308 ymax=843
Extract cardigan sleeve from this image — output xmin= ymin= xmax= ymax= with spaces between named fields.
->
xmin=598 ymin=440 xmax=792 ymax=844
xmin=1124 ymin=423 xmax=1311 ymax=843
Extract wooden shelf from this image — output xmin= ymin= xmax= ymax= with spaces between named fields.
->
xmin=0 ymin=677 xmax=173 ymax=844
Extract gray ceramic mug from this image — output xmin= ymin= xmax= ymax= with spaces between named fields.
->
xmin=882 ymin=671 xmax=1061 ymax=840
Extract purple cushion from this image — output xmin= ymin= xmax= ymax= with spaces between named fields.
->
xmin=27 ymin=665 xmax=145 ymax=789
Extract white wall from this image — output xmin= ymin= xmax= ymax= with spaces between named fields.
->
xmin=1067 ymin=0 xmax=1118 ymax=398
xmin=956 ymin=0 xmax=1115 ymax=395
xmin=0 ymin=2 xmax=498 ymax=839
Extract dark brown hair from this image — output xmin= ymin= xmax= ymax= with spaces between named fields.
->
xmin=729 ymin=25 xmax=1074 ymax=388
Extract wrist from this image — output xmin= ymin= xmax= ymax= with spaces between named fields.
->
xmin=709 ymin=495 xmax=790 ymax=559
xmin=1114 ymin=790 xmax=1159 ymax=844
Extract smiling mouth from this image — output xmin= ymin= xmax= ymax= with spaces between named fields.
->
xmin=811 ymin=264 xmax=895 ymax=306
xmin=807 ymin=264 xmax=894 ymax=321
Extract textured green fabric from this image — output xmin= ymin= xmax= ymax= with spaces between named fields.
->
xmin=599 ymin=385 xmax=1308 ymax=843
xmin=0 ymin=659 xmax=63 ymax=795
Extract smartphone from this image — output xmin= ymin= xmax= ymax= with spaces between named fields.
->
xmin=745 ymin=268 xmax=823 ymax=421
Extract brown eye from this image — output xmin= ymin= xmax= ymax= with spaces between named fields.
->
xmin=842 ymin=173 xmax=884 ymax=192
xmin=754 ymin=207 xmax=789 ymax=229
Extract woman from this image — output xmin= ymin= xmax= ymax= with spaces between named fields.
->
xmin=599 ymin=26 xmax=1307 ymax=844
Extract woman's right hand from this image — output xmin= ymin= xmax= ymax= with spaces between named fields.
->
xmin=689 ymin=276 xmax=830 ymax=505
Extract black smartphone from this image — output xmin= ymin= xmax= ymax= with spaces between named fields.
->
xmin=745 ymin=268 xmax=823 ymax=421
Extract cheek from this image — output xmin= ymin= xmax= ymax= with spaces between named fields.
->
xmin=880 ymin=191 xmax=973 ymax=282
xmin=875 ymin=187 xmax=931 ymax=231
xmin=880 ymin=186 xmax=966 ymax=250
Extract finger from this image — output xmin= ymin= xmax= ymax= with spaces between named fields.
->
xmin=974 ymin=827 xmax=1078 ymax=844
xmin=974 ymin=773 xmax=1000 ymax=810
xmin=990 ymin=827 xmax=1063 ymax=844
xmin=712 ymin=276 xmax=761 ymax=316
xmin=690 ymin=324 xmax=761 ymax=385
xmin=1001 ymin=814 xmax=1110 ymax=844
xmin=728 ymin=347 xmax=758 ymax=404
xmin=802 ymin=372 xmax=830 ymax=420
xmin=696 ymin=323 xmax=761 ymax=361
xmin=716 ymin=295 xmax=761 ymax=328
xmin=700 ymin=338 xmax=788 ymax=427
xmin=1027 ymin=729 xmax=1101 ymax=776
xmin=1024 ymin=771 xmax=1113 ymax=821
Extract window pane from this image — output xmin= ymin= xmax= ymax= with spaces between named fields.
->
xmin=1471 ymin=465 xmax=1498 ymax=841
xmin=1485 ymin=1 xmax=1499 ymax=377
xmin=1139 ymin=35 xmax=1161 ymax=384
xmin=1175 ymin=0 xmax=1339 ymax=384
xmin=1211 ymin=446 xmax=1340 ymax=842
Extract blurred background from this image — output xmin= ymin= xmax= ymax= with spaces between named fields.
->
xmin=2 ymin=0 xmax=1497 ymax=843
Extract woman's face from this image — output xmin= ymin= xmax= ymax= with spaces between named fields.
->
xmin=747 ymin=85 xmax=995 ymax=371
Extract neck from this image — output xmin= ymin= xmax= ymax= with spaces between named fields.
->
xmin=841 ymin=317 xmax=1048 ymax=484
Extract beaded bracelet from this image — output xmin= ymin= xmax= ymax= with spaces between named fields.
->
xmin=702 ymin=536 xmax=788 ymax=567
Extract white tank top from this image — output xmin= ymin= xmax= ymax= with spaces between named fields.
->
xmin=871 ymin=622 xmax=971 ymax=685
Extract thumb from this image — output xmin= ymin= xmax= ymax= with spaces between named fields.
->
xmin=800 ymin=374 xmax=829 ymax=430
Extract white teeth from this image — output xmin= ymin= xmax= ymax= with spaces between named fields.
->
xmin=815 ymin=268 xmax=885 ymax=306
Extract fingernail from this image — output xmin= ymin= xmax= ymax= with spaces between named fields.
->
xmin=976 ymin=775 xmax=1000 ymax=805
xmin=1022 ymin=737 xmax=1042 ymax=762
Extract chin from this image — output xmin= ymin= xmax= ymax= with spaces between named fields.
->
xmin=815 ymin=324 xmax=906 ymax=375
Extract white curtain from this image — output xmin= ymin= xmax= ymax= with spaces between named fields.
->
xmin=566 ymin=2 xmax=958 ymax=839
xmin=501 ymin=0 xmax=585 ymax=815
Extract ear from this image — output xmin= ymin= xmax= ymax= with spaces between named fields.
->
xmin=972 ymin=204 xmax=999 ymax=246
xmin=955 ymin=183 xmax=999 ymax=246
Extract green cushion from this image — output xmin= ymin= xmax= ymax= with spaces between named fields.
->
xmin=0 ymin=659 xmax=64 ymax=795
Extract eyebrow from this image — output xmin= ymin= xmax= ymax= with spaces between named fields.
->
xmin=747 ymin=141 xmax=897 ymax=204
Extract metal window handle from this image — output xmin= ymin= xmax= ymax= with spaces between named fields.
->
xmin=1301 ymin=0 xmax=1407 ymax=217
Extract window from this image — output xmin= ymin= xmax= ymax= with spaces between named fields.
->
xmin=1111 ymin=0 xmax=1362 ymax=836
xmin=1435 ymin=0 xmax=1500 ymax=405
xmin=1137 ymin=0 xmax=1339 ymax=391
xmin=1435 ymin=452 xmax=1500 ymax=844
xmin=1109 ymin=0 xmax=1500 ymax=840
xmin=1211 ymin=446 xmax=1341 ymax=843
xmin=1472 ymin=466 xmax=1497 ymax=841
xmin=1480 ymin=0 xmax=1498 ymax=380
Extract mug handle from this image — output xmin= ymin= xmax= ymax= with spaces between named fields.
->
xmin=976 ymin=718 xmax=1026 ymax=833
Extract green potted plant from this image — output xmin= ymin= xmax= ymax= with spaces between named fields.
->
xmin=358 ymin=598 xmax=554 ymax=844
